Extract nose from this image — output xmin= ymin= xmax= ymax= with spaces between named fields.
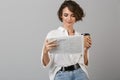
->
xmin=68 ymin=16 xmax=72 ymax=21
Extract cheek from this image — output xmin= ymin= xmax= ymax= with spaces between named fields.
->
xmin=73 ymin=18 xmax=76 ymax=22
xmin=62 ymin=16 xmax=67 ymax=19
xmin=62 ymin=17 xmax=67 ymax=22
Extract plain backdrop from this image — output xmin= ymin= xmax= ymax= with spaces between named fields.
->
xmin=0 ymin=0 xmax=120 ymax=80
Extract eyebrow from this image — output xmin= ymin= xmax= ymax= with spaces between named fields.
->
xmin=63 ymin=13 xmax=74 ymax=15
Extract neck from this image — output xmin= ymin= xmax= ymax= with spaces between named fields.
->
xmin=63 ymin=24 xmax=75 ymax=35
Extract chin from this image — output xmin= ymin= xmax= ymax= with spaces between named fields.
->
xmin=67 ymin=23 xmax=74 ymax=26
xmin=64 ymin=22 xmax=74 ymax=27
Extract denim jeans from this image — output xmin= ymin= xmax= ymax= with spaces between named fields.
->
xmin=54 ymin=68 xmax=89 ymax=80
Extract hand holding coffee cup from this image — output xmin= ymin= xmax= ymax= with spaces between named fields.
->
xmin=82 ymin=33 xmax=92 ymax=50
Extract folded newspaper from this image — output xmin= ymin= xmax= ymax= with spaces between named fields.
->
xmin=49 ymin=35 xmax=83 ymax=54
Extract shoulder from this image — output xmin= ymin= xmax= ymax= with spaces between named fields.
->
xmin=46 ymin=28 xmax=60 ymax=39
xmin=47 ymin=29 xmax=58 ymax=36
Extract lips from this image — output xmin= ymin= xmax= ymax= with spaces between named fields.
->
xmin=67 ymin=22 xmax=72 ymax=24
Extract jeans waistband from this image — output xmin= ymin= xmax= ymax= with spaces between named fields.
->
xmin=59 ymin=63 xmax=80 ymax=71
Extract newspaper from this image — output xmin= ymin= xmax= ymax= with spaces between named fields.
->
xmin=49 ymin=35 xmax=83 ymax=54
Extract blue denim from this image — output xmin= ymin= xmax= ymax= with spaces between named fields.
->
xmin=54 ymin=68 xmax=89 ymax=80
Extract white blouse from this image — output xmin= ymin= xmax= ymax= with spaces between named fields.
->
xmin=41 ymin=26 xmax=89 ymax=80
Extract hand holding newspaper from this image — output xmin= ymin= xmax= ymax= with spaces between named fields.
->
xmin=49 ymin=35 xmax=83 ymax=54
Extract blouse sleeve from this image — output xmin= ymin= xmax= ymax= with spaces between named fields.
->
xmin=41 ymin=31 xmax=54 ymax=68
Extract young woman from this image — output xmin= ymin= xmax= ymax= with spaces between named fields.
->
xmin=41 ymin=0 xmax=92 ymax=80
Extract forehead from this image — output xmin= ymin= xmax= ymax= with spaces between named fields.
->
xmin=62 ymin=7 xmax=73 ymax=14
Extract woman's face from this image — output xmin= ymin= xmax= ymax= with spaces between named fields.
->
xmin=61 ymin=7 xmax=76 ymax=27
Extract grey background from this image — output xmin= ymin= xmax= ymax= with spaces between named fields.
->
xmin=0 ymin=0 xmax=120 ymax=80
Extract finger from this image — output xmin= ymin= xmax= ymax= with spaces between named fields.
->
xmin=87 ymin=43 xmax=92 ymax=48
xmin=47 ymin=45 xmax=58 ymax=51
xmin=85 ymin=42 xmax=91 ymax=48
xmin=46 ymin=41 xmax=57 ymax=47
xmin=48 ymin=43 xmax=58 ymax=47
xmin=46 ymin=43 xmax=58 ymax=49
xmin=87 ymin=39 xmax=92 ymax=45
xmin=84 ymin=36 xmax=90 ymax=42
xmin=86 ymin=37 xmax=91 ymax=41
xmin=48 ymin=39 xmax=57 ymax=44
xmin=87 ymin=37 xmax=92 ymax=43
xmin=84 ymin=38 xmax=91 ymax=45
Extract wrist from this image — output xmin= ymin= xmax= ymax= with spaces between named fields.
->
xmin=84 ymin=48 xmax=88 ymax=53
xmin=44 ymin=46 xmax=49 ymax=54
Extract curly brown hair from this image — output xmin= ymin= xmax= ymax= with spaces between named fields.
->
xmin=57 ymin=0 xmax=85 ymax=22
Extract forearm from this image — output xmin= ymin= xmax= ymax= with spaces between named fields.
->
xmin=83 ymin=34 xmax=92 ymax=66
xmin=42 ymin=47 xmax=50 ymax=66
xmin=84 ymin=49 xmax=88 ymax=66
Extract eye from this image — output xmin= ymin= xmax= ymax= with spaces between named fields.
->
xmin=64 ymin=13 xmax=68 ymax=17
xmin=71 ymin=14 xmax=75 ymax=17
